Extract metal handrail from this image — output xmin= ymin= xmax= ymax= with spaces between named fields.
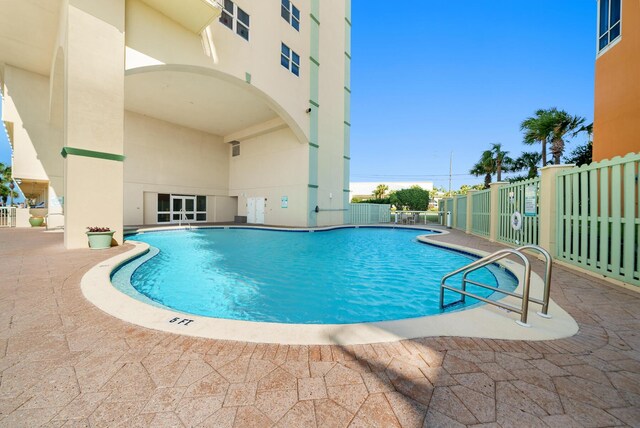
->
xmin=178 ymin=209 xmax=192 ymax=229
xmin=439 ymin=245 xmax=553 ymax=327
xmin=516 ymin=245 xmax=552 ymax=317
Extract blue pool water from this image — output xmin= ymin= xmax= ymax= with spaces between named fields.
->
xmin=113 ymin=227 xmax=517 ymax=324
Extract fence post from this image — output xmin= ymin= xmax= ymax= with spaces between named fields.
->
xmin=539 ymin=164 xmax=575 ymax=257
xmin=466 ymin=190 xmax=475 ymax=234
xmin=489 ymin=182 xmax=507 ymax=242
xmin=452 ymin=197 xmax=458 ymax=229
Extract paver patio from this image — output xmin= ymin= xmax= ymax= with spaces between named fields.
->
xmin=0 ymin=227 xmax=639 ymax=427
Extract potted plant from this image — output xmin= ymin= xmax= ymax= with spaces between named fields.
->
xmin=29 ymin=216 xmax=45 ymax=227
xmin=86 ymin=227 xmax=115 ymax=249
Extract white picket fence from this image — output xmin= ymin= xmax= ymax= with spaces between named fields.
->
xmin=0 ymin=207 xmax=16 ymax=227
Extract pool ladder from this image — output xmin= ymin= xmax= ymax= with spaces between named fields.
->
xmin=178 ymin=209 xmax=192 ymax=230
xmin=439 ymin=245 xmax=552 ymax=327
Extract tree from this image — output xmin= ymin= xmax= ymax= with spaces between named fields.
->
xmin=564 ymin=142 xmax=592 ymax=166
xmin=490 ymin=143 xmax=512 ymax=182
xmin=548 ymin=110 xmax=585 ymax=164
xmin=563 ymin=122 xmax=593 ymax=166
xmin=456 ymin=184 xmax=485 ymax=195
xmin=0 ymin=163 xmax=17 ymax=206
xmin=389 ymin=187 xmax=429 ymax=210
xmin=469 ymin=143 xmax=512 ymax=189
xmin=521 ymin=109 xmax=555 ymax=166
xmin=470 ymin=150 xmax=494 ymax=189
xmin=372 ymin=184 xmax=389 ymax=200
xmin=513 ymin=151 xmax=542 ymax=179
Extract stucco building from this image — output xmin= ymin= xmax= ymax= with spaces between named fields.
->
xmin=593 ymin=0 xmax=640 ymax=161
xmin=0 ymin=0 xmax=351 ymax=248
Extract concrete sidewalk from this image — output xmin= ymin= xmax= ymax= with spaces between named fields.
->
xmin=0 ymin=227 xmax=638 ymax=427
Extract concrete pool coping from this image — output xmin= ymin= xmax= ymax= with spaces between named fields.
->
xmin=81 ymin=225 xmax=579 ymax=345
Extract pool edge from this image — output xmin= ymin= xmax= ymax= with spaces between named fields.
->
xmin=81 ymin=225 xmax=579 ymax=345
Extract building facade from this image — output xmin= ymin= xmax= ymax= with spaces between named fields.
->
xmin=593 ymin=0 xmax=640 ymax=161
xmin=0 ymin=0 xmax=351 ymax=248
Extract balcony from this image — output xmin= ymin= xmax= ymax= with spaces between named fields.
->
xmin=139 ymin=0 xmax=222 ymax=34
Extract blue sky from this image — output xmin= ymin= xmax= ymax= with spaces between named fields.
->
xmin=350 ymin=0 xmax=596 ymax=190
xmin=0 ymin=1 xmax=596 ymax=193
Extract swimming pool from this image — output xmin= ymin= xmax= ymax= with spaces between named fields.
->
xmin=113 ymin=227 xmax=517 ymax=324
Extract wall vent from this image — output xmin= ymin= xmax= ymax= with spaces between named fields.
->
xmin=230 ymin=140 xmax=240 ymax=157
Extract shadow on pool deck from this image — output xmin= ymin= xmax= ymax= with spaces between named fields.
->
xmin=0 ymin=227 xmax=639 ymax=427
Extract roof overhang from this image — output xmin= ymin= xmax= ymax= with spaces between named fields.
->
xmin=139 ymin=0 xmax=222 ymax=33
xmin=0 ymin=0 xmax=62 ymax=76
xmin=125 ymin=67 xmax=279 ymax=137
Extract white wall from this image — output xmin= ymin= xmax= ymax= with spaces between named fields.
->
xmin=229 ymin=127 xmax=308 ymax=226
xmin=2 ymin=66 xmax=63 ymax=187
xmin=123 ymin=111 xmax=231 ymax=224
xmin=207 ymin=195 xmax=237 ymax=223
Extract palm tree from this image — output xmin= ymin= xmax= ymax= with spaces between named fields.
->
xmin=470 ymin=150 xmax=494 ymax=189
xmin=372 ymin=184 xmax=389 ymax=200
xmin=513 ymin=152 xmax=542 ymax=179
xmin=470 ymin=144 xmax=513 ymax=188
xmin=521 ymin=109 xmax=555 ymax=166
xmin=578 ymin=122 xmax=593 ymax=142
xmin=548 ymin=110 xmax=585 ymax=164
xmin=0 ymin=163 xmax=18 ymax=206
xmin=490 ymin=143 xmax=512 ymax=182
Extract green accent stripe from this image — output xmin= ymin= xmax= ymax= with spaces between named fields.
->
xmin=61 ymin=147 xmax=125 ymax=162
xmin=343 ymin=155 xmax=350 ymax=160
xmin=345 ymin=17 xmax=351 ymax=26
xmin=343 ymin=189 xmax=350 ymax=192
xmin=310 ymin=13 xmax=320 ymax=25
xmin=344 ymin=86 xmax=351 ymax=93
xmin=310 ymin=56 xmax=320 ymax=66
xmin=345 ymin=52 xmax=351 ymax=60
xmin=309 ymin=100 xmax=319 ymax=107
xmin=245 ymin=72 xmax=251 ymax=83
xmin=344 ymin=121 xmax=351 ymax=126
xmin=309 ymin=142 xmax=319 ymax=148
xmin=308 ymin=184 xmax=319 ymax=189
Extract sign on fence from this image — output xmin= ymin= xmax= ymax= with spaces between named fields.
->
xmin=524 ymin=185 xmax=537 ymax=216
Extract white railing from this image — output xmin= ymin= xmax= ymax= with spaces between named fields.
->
xmin=0 ymin=207 xmax=16 ymax=227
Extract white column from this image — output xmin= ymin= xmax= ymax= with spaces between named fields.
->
xmin=539 ymin=165 xmax=575 ymax=257
xmin=466 ymin=190 xmax=475 ymax=234
xmin=63 ymin=0 xmax=125 ymax=248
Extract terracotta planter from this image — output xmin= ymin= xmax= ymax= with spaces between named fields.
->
xmin=29 ymin=217 xmax=44 ymax=227
xmin=86 ymin=231 xmax=115 ymax=249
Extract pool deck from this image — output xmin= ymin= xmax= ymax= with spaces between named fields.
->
xmin=1 ymin=227 xmax=639 ymax=427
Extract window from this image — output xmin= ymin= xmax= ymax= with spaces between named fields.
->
xmin=281 ymin=43 xmax=300 ymax=76
xmin=598 ymin=0 xmax=621 ymax=52
xmin=281 ymin=0 xmax=300 ymax=31
xmin=220 ymin=0 xmax=250 ymax=41
xmin=157 ymin=193 xmax=170 ymax=223
xmin=196 ymin=196 xmax=207 ymax=221
xmin=157 ymin=194 xmax=207 ymax=223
